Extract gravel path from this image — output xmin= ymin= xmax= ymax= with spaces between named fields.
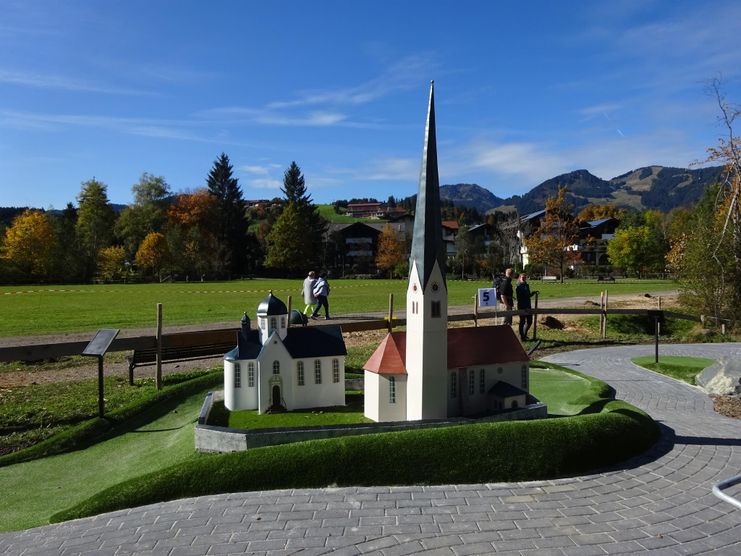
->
xmin=2 ymin=343 xmax=740 ymax=555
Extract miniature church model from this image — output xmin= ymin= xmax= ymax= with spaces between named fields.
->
xmin=224 ymin=292 xmax=347 ymax=414
xmin=363 ymin=82 xmax=532 ymax=422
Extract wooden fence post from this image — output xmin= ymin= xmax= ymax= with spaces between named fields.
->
xmin=287 ymin=295 xmax=292 ymax=325
xmin=603 ymin=290 xmax=609 ymax=339
xmin=388 ymin=293 xmax=394 ymax=333
xmin=156 ymin=303 xmax=163 ymax=390
xmin=473 ymin=295 xmax=479 ymax=327
xmin=532 ymin=292 xmax=539 ymax=340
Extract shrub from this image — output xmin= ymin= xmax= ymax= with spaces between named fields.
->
xmin=52 ymin=399 xmax=657 ymax=523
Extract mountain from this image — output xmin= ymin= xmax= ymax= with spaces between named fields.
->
xmin=437 ymin=165 xmax=724 ymax=216
xmin=439 ymin=183 xmax=505 ymax=211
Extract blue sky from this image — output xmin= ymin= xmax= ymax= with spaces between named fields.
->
xmin=1 ymin=0 xmax=740 ymax=209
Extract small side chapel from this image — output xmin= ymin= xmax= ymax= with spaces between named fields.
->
xmin=364 ymin=82 xmax=533 ymax=423
xmin=224 ymin=292 xmax=347 ymax=414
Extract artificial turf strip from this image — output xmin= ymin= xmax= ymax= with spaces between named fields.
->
xmin=631 ymin=355 xmax=716 ymax=385
xmin=52 ymin=400 xmax=658 ymax=523
xmin=0 ymin=370 xmax=222 ymax=468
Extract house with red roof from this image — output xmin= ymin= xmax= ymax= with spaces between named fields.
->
xmin=363 ymin=82 xmax=534 ymax=423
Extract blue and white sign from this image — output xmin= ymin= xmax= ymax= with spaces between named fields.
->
xmin=478 ymin=288 xmax=498 ymax=308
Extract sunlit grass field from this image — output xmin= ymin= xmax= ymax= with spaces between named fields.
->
xmin=0 ymin=278 xmax=675 ymax=337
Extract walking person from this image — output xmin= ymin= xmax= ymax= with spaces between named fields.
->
xmin=516 ymin=273 xmax=538 ymax=341
xmin=499 ymin=268 xmax=514 ymax=325
xmin=310 ymin=272 xmax=331 ymax=320
xmin=301 ymin=271 xmax=317 ymax=315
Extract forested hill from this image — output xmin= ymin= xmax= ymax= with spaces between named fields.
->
xmin=439 ymin=165 xmax=724 ymax=214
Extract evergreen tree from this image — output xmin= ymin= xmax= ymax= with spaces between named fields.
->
xmin=75 ymin=178 xmax=115 ymax=281
xmin=264 ymin=162 xmax=328 ymax=275
xmin=281 ymin=161 xmax=310 ymax=205
xmin=206 ymin=153 xmax=249 ymax=276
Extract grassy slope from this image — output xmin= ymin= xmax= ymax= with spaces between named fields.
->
xmin=0 ymin=385 xmax=210 ymax=532
xmin=632 ymin=355 xmax=716 ymax=385
xmin=0 ymin=278 xmax=674 ymax=337
xmin=3 ymin=365 xmax=626 ymax=531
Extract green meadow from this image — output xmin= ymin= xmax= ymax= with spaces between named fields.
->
xmin=0 ymin=278 xmax=674 ymax=337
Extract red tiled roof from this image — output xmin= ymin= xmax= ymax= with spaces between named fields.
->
xmin=364 ymin=325 xmax=528 ymax=375
xmin=363 ymin=332 xmax=407 ymax=374
xmin=442 ymin=220 xmax=459 ymax=230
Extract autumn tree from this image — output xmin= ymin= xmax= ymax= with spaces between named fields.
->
xmin=577 ymin=204 xmax=625 ymax=223
xmin=264 ymin=162 xmax=327 ymax=274
xmin=524 ymin=186 xmax=580 ymax=282
xmin=96 ymin=245 xmax=128 ymax=283
xmin=669 ymin=80 xmax=741 ymax=323
xmin=115 ymin=173 xmax=171 ymax=259
xmin=135 ymin=232 xmax=170 ymax=280
xmin=166 ymin=190 xmax=222 ymax=278
xmin=1 ymin=209 xmax=57 ymax=281
xmin=206 ymin=153 xmax=250 ymax=276
xmin=375 ymin=224 xmax=406 ymax=278
xmin=75 ymin=178 xmax=115 ymax=280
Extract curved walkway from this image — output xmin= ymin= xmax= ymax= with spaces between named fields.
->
xmin=2 ymin=343 xmax=740 ymax=555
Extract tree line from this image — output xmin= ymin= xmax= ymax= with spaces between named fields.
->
xmin=0 ymin=155 xmax=327 ymax=284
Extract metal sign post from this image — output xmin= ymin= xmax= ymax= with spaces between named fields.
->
xmin=82 ymin=329 xmax=120 ymax=417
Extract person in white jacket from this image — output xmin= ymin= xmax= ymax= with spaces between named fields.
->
xmin=300 ymin=271 xmax=317 ymax=315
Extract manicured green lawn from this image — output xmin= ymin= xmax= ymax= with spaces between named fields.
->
xmin=0 ymin=383 xmax=212 ymax=532
xmin=632 ymin=355 xmax=716 ymax=385
xmin=0 ymin=278 xmax=675 ymax=337
xmin=215 ymin=393 xmax=371 ymax=429
xmin=0 ymin=362 xmax=650 ymax=530
xmin=530 ymin=368 xmax=596 ymax=416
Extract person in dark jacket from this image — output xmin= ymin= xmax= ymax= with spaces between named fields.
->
xmin=310 ymin=273 xmax=331 ymax=320
xmin=499 ymin=268 xmax=514 ymax=325
xmin=515 ymin=273 xmax=538 ymax=341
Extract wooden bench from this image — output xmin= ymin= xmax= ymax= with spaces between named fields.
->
xmin=541 ymin=276 xmax=558 ymax=282
xmin=127 ymin=329 xmax=236 ymax=384
xmin=597 ymin=275 xmax=616 ymax=282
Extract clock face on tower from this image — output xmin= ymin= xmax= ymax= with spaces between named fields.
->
xmin=431 ymin=282 xmax=439 ymax=292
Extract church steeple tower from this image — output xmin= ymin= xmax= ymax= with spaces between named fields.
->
xmin=405 ymin=81 xmax=449 ymax=420
xmin=409 ymin=81 xmax=447 ymax=290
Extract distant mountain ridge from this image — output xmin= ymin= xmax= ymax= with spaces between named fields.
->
xmin=439 ymin=165 xmax=724 ymax=215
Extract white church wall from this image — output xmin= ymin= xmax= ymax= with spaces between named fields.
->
xmin=291 ymin=357 xmax=345 ymax=409
xmin=406 ymin=260 xmax=448 ymax=421
xmin=378 ymin=375 xmax=407 ymax=422
xmin=224 ymin=359 xmax=258 ymax=411
xmin=256 ymin=337 xmax=291 ymax=414
xmin=364 ymin=371 xmax=380 ymax=421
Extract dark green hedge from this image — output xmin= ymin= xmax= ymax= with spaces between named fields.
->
xmin=52 ymin=399 xmax=658 ymax=523
xmin=0 ymin=370 xmax=222 ymax=468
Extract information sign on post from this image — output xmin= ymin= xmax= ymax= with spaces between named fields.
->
xmin=478 ymin=288 xmax=498 ymax=308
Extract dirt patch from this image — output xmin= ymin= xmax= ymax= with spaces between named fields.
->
xmin=711 ymin=395 xmax=741 ymax=419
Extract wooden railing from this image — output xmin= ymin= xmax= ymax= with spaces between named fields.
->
xmin=0 ymin=307 xmax=702 ymax=364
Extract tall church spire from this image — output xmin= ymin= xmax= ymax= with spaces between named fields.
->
xmin=409 ymin=80 xmax=446 ymax=289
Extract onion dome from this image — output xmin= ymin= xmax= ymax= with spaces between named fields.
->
xmin=256 ymin=290 xmax=288 ymax=316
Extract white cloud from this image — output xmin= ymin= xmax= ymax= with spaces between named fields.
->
xmin=266 ymin=55 xmax=436 ymax=110
xmin=364 ymin=157 xmax=419 ymax=181
xmin=468 ymin=141 xmax=568 ymax=183
xmin=577 ymin=103 xmax=622 ymax=120
xmin=241 ymin=165 xmax=272 ymax=175
xmin=249 ymin=178 xmax=282 ymax=189
xmin=0 ymin=109 xmax=217 ymax=143
xmin=0 ymin=69 xmax=153 ymax=96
